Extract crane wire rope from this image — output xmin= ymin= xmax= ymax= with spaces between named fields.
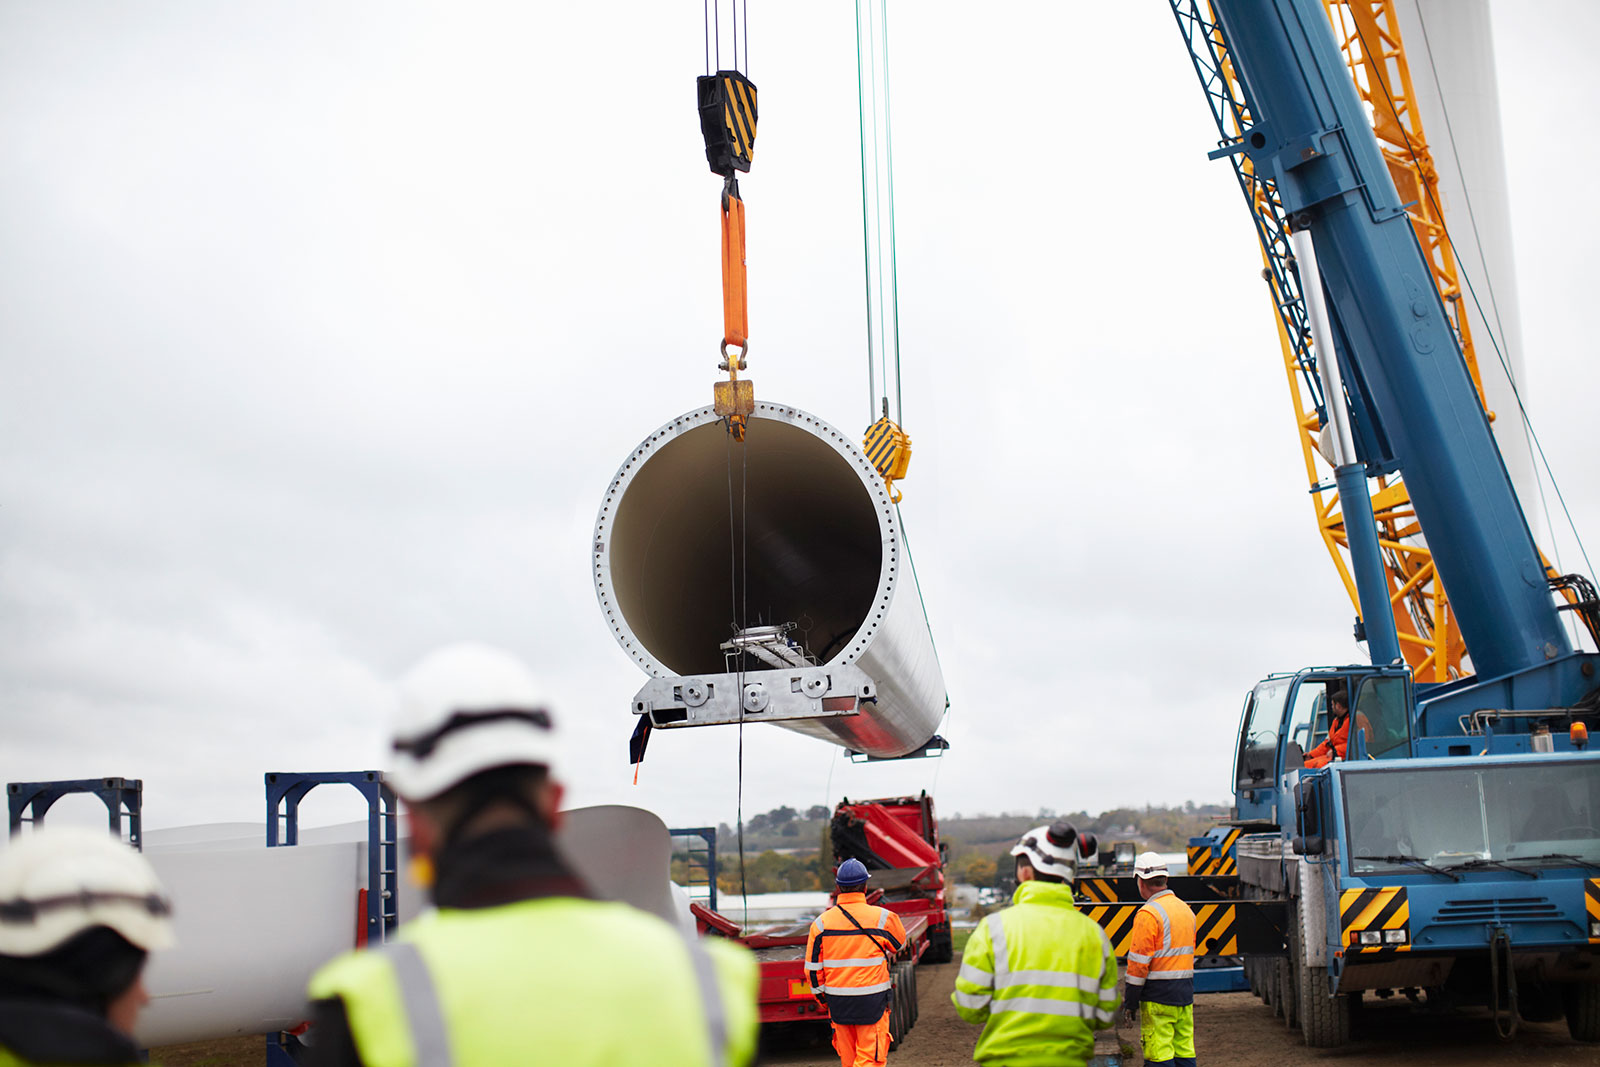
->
xmin=707 ymin=0 xmax=755 ymax=926
xmin=725 ymin=429 xmax=750 ymax=927
xmin=858 ymin=1 xmax=942 ymax=777
xmin=704 ymin=0 xmax=751 ymax=77
xmin=1406 ymin=8 xmax=1586 ymax=645
xmin=1348 ymin=16 xmax=1596 ymax=621
xmin=855 ymin=0 xmax=906 ymax=429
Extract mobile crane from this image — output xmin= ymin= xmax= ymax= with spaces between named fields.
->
xmin=1165 ymin=0 xmax=1600 ymax=1047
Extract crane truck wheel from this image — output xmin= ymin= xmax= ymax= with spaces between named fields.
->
xmin=1279 ymin=915 xmax=1299 ymax=1032
xmin=1516 ymin=978 xmax=1566 ymax=1024
xmin=1294 ymin=898 xmax=1350 ymax=1047
xmin=1565 ymin=981 xmax=1600 ymax=1042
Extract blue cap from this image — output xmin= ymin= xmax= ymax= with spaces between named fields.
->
xmin=835 ymin=858 xmax=870 ymax=887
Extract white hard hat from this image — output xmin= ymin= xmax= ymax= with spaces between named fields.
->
xmin=0 ymin=827 xmax=174 ymax=957
xmin=1010 ymin=820 xmax=1096 ymax=881
xmin=1134 ymin=852 xmax=1169 ymax=880
xmin=388 ymin=643 xmax=563 ymax=801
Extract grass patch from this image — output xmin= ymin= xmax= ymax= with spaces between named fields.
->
xmin=952 ymin=926 xmax=974 ymax=955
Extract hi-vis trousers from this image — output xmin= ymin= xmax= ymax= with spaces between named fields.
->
xmin=1139 ymin=1001 xmax=1195 ymax=1066
xmin=831 ymin=1010 xmax=891 ymax=1067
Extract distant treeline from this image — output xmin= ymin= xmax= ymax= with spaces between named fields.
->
xmin=672 ymin=802 xmax=1228 ymax=893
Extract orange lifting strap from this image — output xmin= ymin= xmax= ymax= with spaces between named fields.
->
xmin=721 ymin=188 xmax=748 ymax=352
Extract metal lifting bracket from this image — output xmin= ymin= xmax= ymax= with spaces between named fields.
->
xmin=634 ymin=665 xmax=876 ymax=728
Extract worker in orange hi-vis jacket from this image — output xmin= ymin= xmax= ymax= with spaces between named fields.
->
xmin=1304 ymin=690 xmax=1373 ymax=768
xmin=1123 ymin=853 xmax=1197 ymax=1067
xmin=805 ymin=858 xmax=908 ymax=1067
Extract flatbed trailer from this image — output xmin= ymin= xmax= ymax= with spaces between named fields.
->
xmin=686 ymin=792 xmax=950 ymax=1044
xmin=693 ymin=893 xmax=930 ymax=1049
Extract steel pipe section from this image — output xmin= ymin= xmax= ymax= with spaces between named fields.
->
xmin=594 ymin=402 xmax=945 ymax=757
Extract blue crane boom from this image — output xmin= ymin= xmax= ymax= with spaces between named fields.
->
xmin=1210 ymin=0 xmax=1572 ymax=684
xmin=1158 ymin=0 xmax=1600 ymax=1048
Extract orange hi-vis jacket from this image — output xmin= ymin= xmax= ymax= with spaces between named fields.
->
xmin=805 ymin=893 xmax=908 ymax=1025
xmin=1123 ymin=890 xmax=1196 ymax=1011
xmin=1304 ymin=711 xmax=1374 ymax=768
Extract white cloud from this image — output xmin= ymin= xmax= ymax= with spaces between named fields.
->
xmin=0 ymin=1 xmax=1593 ymax=837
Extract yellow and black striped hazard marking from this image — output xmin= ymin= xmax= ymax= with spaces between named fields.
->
xmin=1587 ymin=879 xmax=1600 ymax=944
xmin=862 ymin=417 xmax=912 ymax=481
xmin=1340 ymin=886 xmax=1410 ymax=955
xmin=1074 ymin=877 xmax=1120 ymax=904
xmin=1187 ymin=827 xmax=1242 ymax=877
xmin=720 ymin=74 xmax=757 ymax=167
xmin=1082 ymin=902 xmax=1239 ymax=958
xmin=1194 ymin=902 xmax=1239 ymax=956
xmin=1082 ymin=904 xmax=1141 ymax=957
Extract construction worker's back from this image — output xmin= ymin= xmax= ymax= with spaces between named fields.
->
xmin=305 ymin=644 xmax=758 ymax=1067
xmin=1123 ymin=853 xmax=1197 ymax=1067
xmin=0 ymin=828 xmax=176 ymax=1067
xmin=953 ymin=822 xmax=1119 ymax=1067
xmin=806 ymin=859 xmax=907 ymax=1067
xmin=309 ymin=858 xmax=755 ymax=1067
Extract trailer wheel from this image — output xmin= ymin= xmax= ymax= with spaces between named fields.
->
xmin=907 ymin=961 xmax=919 ymax=1026
xmin=1565 ymin=981 xmax=1600 ymax=1042
xmin=887 ymin=967 xmax=905 ymax=1049
xmin=1295 ymin=900 xmax=1350 ymax=1048
xmin=925 ymin=927 xmax=954 ymax=964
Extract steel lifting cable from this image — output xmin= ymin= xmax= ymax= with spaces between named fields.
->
xmin=702 ymin=0 xmax=757 ymax=920
xmin=1351 ymin=14 xmax=1596 ymax=597
xmin=855 ymin=0 xmax=913 ymax=501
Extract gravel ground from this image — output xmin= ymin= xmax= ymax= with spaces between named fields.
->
xmin=153 ymin=961 xmax=1598 ymax=1066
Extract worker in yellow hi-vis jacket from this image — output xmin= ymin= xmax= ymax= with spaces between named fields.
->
xmin=306 ymin=643 xmax=759 ymax=1067
xmin=952 ymin=821 xmax=1119 ymax=1066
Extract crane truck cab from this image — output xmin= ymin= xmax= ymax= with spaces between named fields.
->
xmin=1228 ymin=667 xmax=1600 ymax=1045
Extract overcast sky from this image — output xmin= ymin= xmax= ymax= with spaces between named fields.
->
xmin=3 ymin=2 xmax=1596 ymax=838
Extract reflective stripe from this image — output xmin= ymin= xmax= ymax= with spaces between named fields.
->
xmin=954 ymin=990 xmax=992 ymax=1010
xmin=1152 ymin=947 xmax=1190 ymax=958
xmin=1149 ymin=896 xmax=1173 ymax=951
xmin=1145 ymin=969 xmax=1194 ymax=980
xmin=1007 ymin=969 xmax=1105 ymax=994
xmin=683 ymin=935 xmax=729 ymax=1067
xmin=811 ymin=957 xmax=884 ymax=969
xmin=987 ymin=912 xmax=1009 ymax=987
xmin=958 ymin=962 xmax=995 ymax=989
xmin=877 ymin=908 xmax=891 ymax=929
xmin=384 ymin=942 xmax=454 ymax=1067
xmin=992 ymin=996 xmax=1117 ymax=1024
xmin=812 ymin=916 xmax=825 ymax=933
xmin=1126 ymin=952 xmax=1151 ymax=965
xmin=821 ymin=980 xmax=891 ymax=995
xmin=1125 ymin=974 xmax=1147 ymax=987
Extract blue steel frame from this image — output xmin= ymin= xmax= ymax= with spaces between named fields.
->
xmin=669 ymin=826 xmax=719 ymax=914
xmin=264 ymin=771 xmax=399 ymax=1066
xmin=7 ymin=778 xmax=143 ymax=850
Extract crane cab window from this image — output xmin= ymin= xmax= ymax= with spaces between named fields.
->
xmin=1352 ymin=675 xmax=1410 ymax=759
xmin=1283 ymin=680 xmax=1339 ymax=770
xmin=1235 ymin=678 xmax=1291 ymax=790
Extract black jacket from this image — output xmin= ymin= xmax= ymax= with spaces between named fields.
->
xmin=0 ymin=998 xmax=142 ymax=1066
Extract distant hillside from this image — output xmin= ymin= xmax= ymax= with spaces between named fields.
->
xmin=677 ymin=802 xmax=1232 ymax=889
